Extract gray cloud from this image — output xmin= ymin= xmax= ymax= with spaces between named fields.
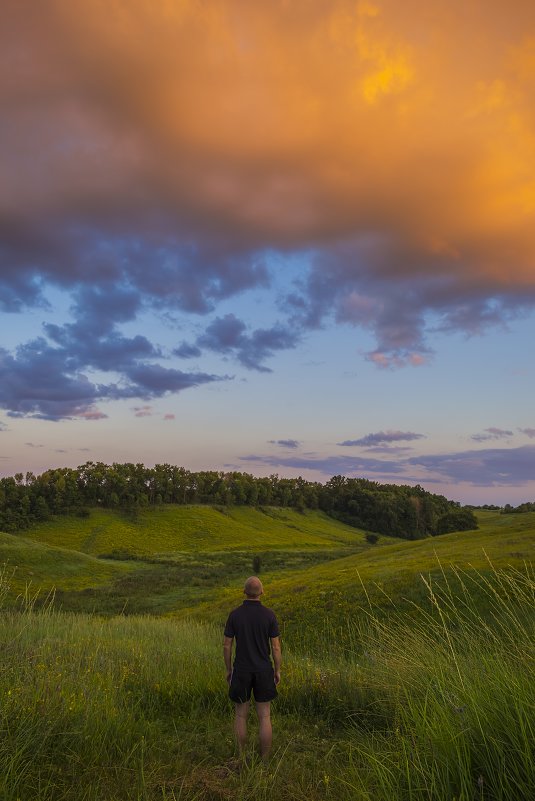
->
xmin=241 ymin=444 xmax=535 ymax=488
xmin=362 ymin=446 xmax=414 ymax=455
xmin=194 ymin=314 xmax=300 ymax=372
xmin=124 ymin=363 xmax=225 ymax=396
xmin=174 ymin=342 xmax=202 ymax=359
xmin=268 ymin=439 xmax=301 ymax=449
xmin=240 ymin=453 xmax=405 ymax=476
xmin=471 ymin=427 xmax=514 ymax=443
xmin=0 ymin=337 xmax=225 ymax=420
xmin=287 ymin=246 xmax=535 ymax=368
xmin=132 ymin=405 xmax=153 ymax=417
xmin=409 ymin=446 xmax=535 ymax=486
xmin=518 ymin=427 xmax=535 ymax=439
xmin=339 ymin=430 xmax=425 ymax=447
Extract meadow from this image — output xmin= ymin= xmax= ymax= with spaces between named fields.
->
xmin=1 ymin=507 xmax=534 ymax=800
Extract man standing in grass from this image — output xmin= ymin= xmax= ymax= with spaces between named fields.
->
xmin=223 ymin=576 xmax=281 ymax=761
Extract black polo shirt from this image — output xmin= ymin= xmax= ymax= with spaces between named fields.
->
xmin=224 ymin=600 xmax=280 ymax=671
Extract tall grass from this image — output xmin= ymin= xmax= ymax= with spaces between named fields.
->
xmin=0 ymin=563 xmax=533 ymax=800
xmin=342 ymin=563 xmax=535 ymax=800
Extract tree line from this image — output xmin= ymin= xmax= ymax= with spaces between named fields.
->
xmin=0 ymin=461 xmax=478 ymax=539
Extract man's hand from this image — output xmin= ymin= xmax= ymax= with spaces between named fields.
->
xmin=226 ymin=670 xmax=233 ymax=685
xmin=274 ymin=670 xmax=281 ymax=686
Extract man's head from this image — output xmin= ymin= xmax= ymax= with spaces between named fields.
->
xmin=244 ymin=576 xmax=263 ymax=599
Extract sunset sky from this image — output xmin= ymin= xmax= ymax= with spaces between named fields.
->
xmin=1 ymin=0 xmax=535 ymax=504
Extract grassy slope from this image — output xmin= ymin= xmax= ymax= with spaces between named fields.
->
xmin=184 ymin=511 xmax=535 ymax=627
xmin=22 ymin=505 xmax=373 ymax=555
xmin=1 ymin=562 xmax=533 ymax=801
xmin=4 ymin=508 xmax=535 ymax=620
xmin=0 ymin=531 xmax=136 ymax=594
xmin=8 ymin=506 xmax=382 ymax=614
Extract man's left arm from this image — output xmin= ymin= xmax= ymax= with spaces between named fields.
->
xmin=223 ymin=635 xmax=234 ymax=684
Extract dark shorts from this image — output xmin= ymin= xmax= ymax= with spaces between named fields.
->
xmin=229 ymin=667 xmax=277 ymax=703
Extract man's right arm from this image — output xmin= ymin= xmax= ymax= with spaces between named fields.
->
xmin=223 ymin=635 xmax=233 ymax=684
xmin=271 ymin=636 xmax=282 ymax=685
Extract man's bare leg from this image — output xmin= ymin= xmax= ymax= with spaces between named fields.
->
xmin=234 ymin=701 xmax=250 ymax=755
xmin=255 ymin=701 xmax=272 ymax=761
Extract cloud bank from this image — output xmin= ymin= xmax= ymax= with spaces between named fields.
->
xmin=2 ymin=0 xmax=535 ymax=414
xmin=241 ymin=445 xmax=535 ymax=488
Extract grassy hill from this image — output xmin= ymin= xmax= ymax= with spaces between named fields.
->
xmin=3 ymin=506 xmax=534 ymax=621
xmin=182 ymin=510 xmax=535 ymax=629
xmin=3 ymin=506 xmax=383 ymax=613
xmin=22 ymin=505 xmax=374 ymax=555
xmin=0 ymin=531 xmax=136 ymax=596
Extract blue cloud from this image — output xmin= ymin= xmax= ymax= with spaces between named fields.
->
xmin=471 ymin=427 xmax=514 ymax=443
xmin=194 ymin=313 xmax=300 ymax=372
xmin=0 ymin=337 xmax=225 ymax=421
xmin=339 ymin=430 xmax=425 ymax=447
xmin=409 ymin=446 xmax=535 ymax=486
xmin=241 ymin=445 xmax=535 ymax=488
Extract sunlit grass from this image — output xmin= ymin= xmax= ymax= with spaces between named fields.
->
xmin=23 ymin=505 xmax=372 ymax=555
xmin=0 ymin=532 xmax=135 ymax=595
xmin=181 ymin=511 xmax=535 ymax=628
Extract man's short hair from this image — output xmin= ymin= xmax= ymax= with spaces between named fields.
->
xmin=244 ymin=576 xmax=263 ymax=598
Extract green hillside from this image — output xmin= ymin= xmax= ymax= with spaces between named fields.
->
xmin=0 ymin=531 xmax=136 ymax=595
xmin=3 ymin=507 xmax=534 ymax=619
xmin=3 ymin=506 xmax=379 ymax=613
xmin=183 ymin=510 xmax=535 ymax=628
xmin=22 ymin=505 xmax=373 ymax=555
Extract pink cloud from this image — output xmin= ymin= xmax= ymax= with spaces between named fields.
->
xmin=79 ymin=408 xmax=108 ymax=420
xmin=163 ymin=413 xmax=175 ymax=420
xmin=366 ymin=351 xmax=429 ymax=369
xmin=132 ymin=405 xmax=153 ymax=417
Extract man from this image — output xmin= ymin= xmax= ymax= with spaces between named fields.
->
xmin=223 ymin=576 xmax=281 ymax=761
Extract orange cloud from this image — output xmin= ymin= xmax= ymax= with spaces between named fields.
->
xmin=2 ymin=0 xmax=535 ymax=326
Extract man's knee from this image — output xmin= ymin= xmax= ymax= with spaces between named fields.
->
xmin=235 ymin=701 xmax=250 ymax=719
xmin=255 ymin=701 xmax=271 ymax=720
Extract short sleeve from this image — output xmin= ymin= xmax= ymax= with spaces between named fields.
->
xmin=269 ymin=613 xmax=280 ymax=638
xmin=224 ymin=613 xmax=235 ymax=638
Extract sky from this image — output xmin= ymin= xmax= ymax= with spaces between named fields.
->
xmin=1 ymin=0 xmax=535 ymax=505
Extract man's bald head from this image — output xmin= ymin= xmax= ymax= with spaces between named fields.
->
xmin=244 ymin=576 xmax=263 ymax=598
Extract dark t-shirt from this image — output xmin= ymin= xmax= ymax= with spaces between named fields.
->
xmin=224 ymin=600 xmax=280 ymax=671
